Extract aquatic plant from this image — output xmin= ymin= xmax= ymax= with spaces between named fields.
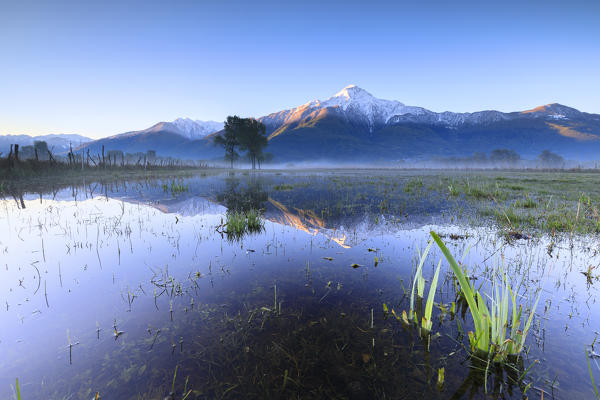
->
xmin=403 ymin=178 xmax=423 ymax=193
xmin=162 ymin=179 xmax=189 ymax=196
xmin=430 ymin=231 xmax=540 ymax=362
xmin=514 ymin=194 xmax=537 ymax=209
xmin=165 ymin=365 xmax=193 ymax=399
xmin=399 ymin=232 xmax=540 ymax=362
xmin=587 ymin=349 xmax=600 ymax=399
xmin=216 ymin=209 xmax=264 ymax=240
xmin=273 ymin=184 xmax=294 ymax=191
xmin=437 ymin=367 xmax=445 ymax=390
xmin=404 ymin=241 xmax=442 ymax=334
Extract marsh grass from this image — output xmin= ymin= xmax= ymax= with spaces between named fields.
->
xmin=220 ymin=209 xmax=264 ymax=240
xmin=484 ymin=204 xmax=600 ymax=234
xmin=514 ymin=195 xmax=537 ymax=209
xmin=403 ymin=178 xmax=424 ymax=193
xmin=402 ymin=241 xmax=442 ymax=335
xmin=587 ymin=350 xmax=600 ymax=399
xmin=15 ymin=378 xmax=21 ymax=400
xmin=273 ymin=184 xmax=294 ymax=191
xmin=162 ymin=179 xmax=189 ymax=196
xmin=430 ymin=231 xmax=540 ymax=362
xmin=399 ymin=232 xmax=541 ymax=364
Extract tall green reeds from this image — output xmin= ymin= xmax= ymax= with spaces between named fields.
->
xmin=216 ymin=209 xmax=264 ymax=240
xmin=430 ymin=231 xmax=540 ymax=362
xmin=402 ymin=241 xmax=442 ymax=335
xmin=401 ymin=231 xmax=540 ymax=362
xmin=226 ymin=209 xmax=263 ymax=234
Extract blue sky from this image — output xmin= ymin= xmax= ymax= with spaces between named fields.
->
xmin=1 ymin=0 xmax=599 ymax=138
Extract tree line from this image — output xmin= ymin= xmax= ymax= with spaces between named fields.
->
xmin=435 ymin=148 xmax=565 ymax=168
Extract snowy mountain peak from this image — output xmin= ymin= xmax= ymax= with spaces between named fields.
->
xmin=260 ymin=85 xmax=425 ymax=134
xmin=170 ymin=118 xmax=223 ymax=139
xmin=321 ymin=85 xmax=421 ymax=130
xmin=332 ymin=85 xmax=373 ymax=100
xmin=521 ymin=103 xmax=581 ymax=120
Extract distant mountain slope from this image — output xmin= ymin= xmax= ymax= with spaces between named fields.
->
xmin=260 ymin=85 xmax=600 ymax=161
xmin=76 ymin=119 xmax=223 ymax=159
xmin=0 ymin=133 xmax=92 ymax=155
xmin=169 ymin=118 xmax=223 ymax=139
xmin=71 ymin=86 xmax=600 ymax=162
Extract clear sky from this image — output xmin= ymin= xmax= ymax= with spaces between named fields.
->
xmin=1 ymin=0 xmax=599 ymax=139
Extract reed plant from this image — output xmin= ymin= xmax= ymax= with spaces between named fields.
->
xmin=587 ymin=349 xmax=600 ymax=399
xmin=15 ymin=378 xmax=21 ymax=400
xmin=400 ymin=232 xmax=540 ymax=362
xmin=162 ymin=179 xmax=189 ymax=196
xmin=221 ymin=209 xmax=264 ymax=240
xmin=430 ymin=231 xmax=540 ymax=362
xmin=401 ymin=241 xmax=442 ymax=335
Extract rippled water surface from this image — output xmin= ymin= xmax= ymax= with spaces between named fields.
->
xmin=1 ymin=170 xmax=599 ymax=399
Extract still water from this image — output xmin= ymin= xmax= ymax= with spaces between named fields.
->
xmin=0 ymin=171 xmax=598 ymax=399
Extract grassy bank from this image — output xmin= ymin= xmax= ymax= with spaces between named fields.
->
xmin=433 ymin=170 xmax=600 ymax=234
xmin=0 ymin=158 xmax=226 ymax=194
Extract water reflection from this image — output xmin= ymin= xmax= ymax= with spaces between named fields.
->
xmin=0 ymin=172 xmax=599 ymax=399
xmin=449 ymin=356 xmax=528 ymax=400
xmin=216 ymin=176 xmax=268 ymax=213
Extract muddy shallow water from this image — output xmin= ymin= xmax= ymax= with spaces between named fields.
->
xmin=1 ymin=171 xmax=599 ymax=399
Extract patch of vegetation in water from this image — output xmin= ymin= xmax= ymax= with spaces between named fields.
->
xmin=403 ymin=178 xmax=424 ymax=193
xmin=514 ymin=195 xmax=537 ymax=209
xmin=426 ymin=171 xmax=600 ymax=234
xmin=162 ymin=179 xmax=189 ymax=196
xmin=217 ymin=209 xmax=264 ymax=240
xmin=273 ymin=184 xmax=294 ymax=191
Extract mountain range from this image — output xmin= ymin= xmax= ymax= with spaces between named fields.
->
xmin=3 ymin=86 xmax=600 ymax=162
xmin=0 ymin=134 xmax=92 ymax=156
xmin=259 ymin=85 xmax=600 ymax=162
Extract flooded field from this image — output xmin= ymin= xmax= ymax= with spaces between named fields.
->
xmin=2 ymin=169 xmax=600 ymax=399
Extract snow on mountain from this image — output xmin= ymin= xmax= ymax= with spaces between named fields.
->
xmin=260 ymin=85 xmax=585 ymax=133
xmin=107 ymin=118 xmax=224 ymax=141
xmin=170 ymin=118 xmax=223 ymax=139
xmin=317 ymin=85 xmax=428 ymax=129
xmin=520 ymin=103 xmax=582 ymax=120
xmin=261 ymin=85 xmax=428 ymax=133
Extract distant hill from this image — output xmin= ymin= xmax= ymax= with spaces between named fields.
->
xmin=0 ymin=134 xmax=92 ymax=156
xmin=75 ymin=121 xmax=223 ymax=160
xmin=56 ymin=86 xmax=600 ymax=162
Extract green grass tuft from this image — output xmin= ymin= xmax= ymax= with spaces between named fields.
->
xmin=273 ymin=184 xmax=294 ymax=191
xmin=224 ymin=209 xmax=264 ymax=240
xmin=430 ymin=231 xmax=540 ymax=362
